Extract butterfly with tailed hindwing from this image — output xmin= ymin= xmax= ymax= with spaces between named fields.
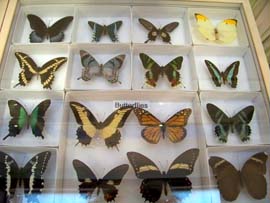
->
xmin=139 ymin=53 xmax=184 ymax=88
xmin=13 ymin=52 xmax=67 ymax=89
xmin=3 ymin=99 xmax=51 ymax=141
xmin=127 ymin=149 xmax=199 ymax=203
xmin=78 ymin=50 xmax=125 ymax=84
xmin=69 ymin=102 xmax=132 ymax=149
xmin=138 ymin=18 xmax=179 ymax=44
xmin=0 ymin=151 xmax=51 ymax=203
xmin=133 ymin=107 xmax=192 ymax=144
xmin=194 ymin=13 xmax=237 ymax=44
xmin=72 ymin=159 xmax=128 ymax=202
xmin=27 ymin=14 xmax=73 ymax=43
xmin=209 ymin=152 xmax=268 ymax=201
xmin=205 ymin=60 xmax=240 ymax=88
xmin=206 ymin=103 xmax=255 ymax=143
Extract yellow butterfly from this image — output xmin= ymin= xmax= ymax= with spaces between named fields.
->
xmin=194 ymin=13 xmax=237 ymax=44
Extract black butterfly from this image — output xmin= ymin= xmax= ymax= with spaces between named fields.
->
xmin=127 ymin=149 xmax=199 ymax=203
xmin=0 ymin=151 xmax=51 ymax=203
xmin=88 ymin=21 xmax=122 ymax=42
xmin=138 ymin=18 xmax=179 ymax=44
xmin=72 ymin=159 xmax=129 ymax=202
xmin=27 ymin=14 xmax=73 ymax=43
xmin=206 ymin=103 xmax=255 ymax=143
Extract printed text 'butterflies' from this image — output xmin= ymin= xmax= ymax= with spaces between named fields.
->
xmin=139 ymin=18 xmax=179 ymax=44
xmin=69 ymin=102 xmax=132 ymax=149
xmin=0 ymin=151 xmax=51 ymax=203
xmin=133 ymin=107 xmax=192 ymax=144
xmin=78 ymin=50 xmax=125 ymax=84
xmin=209 ymin=152 xmax=268 ymax=201
xmin=139 ymin=53 xmax=184 ymax=88
xmin=206 ymin=103 xmax=255 ymax=143
xmin=3 ymin=99 xmax=51 ymax=140
xmin=27 ymin=14 xmax=73 ymax=43
xmin=14 ymin=52 xmax=67 ymax=89
xmin=73 ymin=159 xmax=128 ymax=202
xmin=127 ymin=149 xmax=199 ymax=203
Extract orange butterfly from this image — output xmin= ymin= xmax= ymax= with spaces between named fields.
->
xmin=133 ymin=108 xmax=192 ymax=144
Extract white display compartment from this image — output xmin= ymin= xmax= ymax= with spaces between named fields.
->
xmin=200 ymin=92 xmax=270 ymax=146
xmin=132 ymin=45 xmax=198 ymax=91
xmin=188 ymin=8 xmax=249 ymax=47
xmin=72 ymin=6 xmax=131 ymax=44
xmin=0 ymin=91 xmax=65 ymax=147
xmin=61 ymin=91 xmax=209 ymax=203
xmin=0 ymin=146 xmax=58 ymax=203
xmin=0 ymin=44 xmax=69 ymax=91
xmin=192 ymin=46 xmax=260 ymax=92
xmin=65 ymin=44 xmax=131 ymax=90
xmin=206 ymin=146 xmax=270 ymax=203
xmin=12 ymin=5 xmax=75 ymax=44
xmin=132 ymin=6 xmax=191 ymax=45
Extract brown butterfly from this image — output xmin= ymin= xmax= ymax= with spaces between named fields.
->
xmin=209 ymin=152 xmax=268 ymax=201
xmin=133 ymin=107 xmax=192 ymax=144
xmin=138 ymin=18 xmax=179 ymax=43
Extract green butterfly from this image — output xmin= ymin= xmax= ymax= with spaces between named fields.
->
xmin=3 ymin=100 xmax=51 ymax=140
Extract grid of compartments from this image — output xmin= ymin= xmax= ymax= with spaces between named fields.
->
xmin=0 ymin=3 xmax=269 ymax=203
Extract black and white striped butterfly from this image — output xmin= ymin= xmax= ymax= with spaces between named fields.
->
xmin=0 ymin=151 xmax=51 ymax=203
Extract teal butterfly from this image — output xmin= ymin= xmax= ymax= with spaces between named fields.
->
xmin=205 ymin=60 xmax=240 ymax=88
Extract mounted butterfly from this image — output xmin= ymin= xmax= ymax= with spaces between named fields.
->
xmin=127 ymin=149 xmax=199 ymax=203
xmin=0 ymin=151 xmax=51 ymax=203
xmin=72 ymin=159 xmax=128 ymax=202
xmin=209 ymin=152 xmax=268 ymax=201
xmin=78 ymin=50 xmax=125 ymax=84
xmin=138 ymin=18 xmax=179 ymax=44
xmin=27 ymin=14 xmax=73 ymax=43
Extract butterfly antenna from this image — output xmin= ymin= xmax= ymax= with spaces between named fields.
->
xmin=13 ymin=83 xmax=20 ymax=88
xmin=144 ymin=39 xmax=150 ymax=43
xmin=2 ymin=134 xmax=10 ymax=140
xmin=74 ymin=141 xmax=80 ymax=147
xmin=117 ymin=80 xmax=122 ymax=84
xmin=77 ymin=77 xmax=82 ymax=80
xmin=115 ymin=145 xmax=119 ymax=152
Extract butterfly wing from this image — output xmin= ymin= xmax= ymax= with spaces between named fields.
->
xmin=160 ymin=22 xmax=179 ymax=43
xmin=106 ymin=21 xmax=123 ymax=42
xmin=222 ymin=61 xmax=240 ymax=88
xmin=101 ymin=164 xmax=129 ymax=202
xmin=69 ymin=102 xmax=98 ymax=146
xmin=209 ymin=156 xmax=241 ymax=201
xmin=194 ymin=13 xmax=216 ymax=41
xmin=39 ymin=57 xmax=67 ymax=89
xmin=206 ymin=103 xmax=231 ymax=143
xmin=30 ymin=99 xmax=51 ymax=139
xmin=204 ymin=60 xmax=222 ymax=87
xmin=79 ymin=50 xmax=100 ymax=81
xmin=138 ymin=18 xmax=158 ymax=43
xmin=27 ymin=14 xmax=48 ymax=43
xmin=231 ymin=105 xmax=255 ymax=142
xmin=139 ymin=53 xmax=162 ymax=87
xmin=48 ymin=16 xmax=73 ymax=42
xmin=165 ymin=108 xmax=192 ymax=143
xmin=102 ymin=54 xmax=125 ymax=83
xmin=88 ymin=21 xmax=105 ymax=42
xmin=164 ymin=56 xmax=183 ymax=87
xmin=216 ymin=19 xmax=237 ymax=43
xmin=241 ymin=152 xmax=268 ymax=199
xmin=133 ymin=108 xmax=162 ymax=144
xmin=100 ymin=107 xmax=133 ymax=148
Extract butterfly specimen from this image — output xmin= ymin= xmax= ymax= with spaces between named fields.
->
xmin=127 ymin=148 xmax=199 ymax=203
xmin=139 ymin=53 xmax=184 ymax=88
xmin=133 ymin=107 xmax=192 ymax=144
xmin=205 ymin=60 xmax=240 ymax=88
xmin=14 ymin=52 xmax=67 ymax=89
xmin=27 ymin=14 xmax=73 ymax=43
xmin=78 ymin=50 xmax=125 ymax=83
xmin=194 ymin=13 xmax=237 ymax=44
xmin=0 ymin=151 xmax=51 ymax=203
xmin=209 ymin=152 xmax=268 ymax=201
xmin=138 ymin=18 xmax=179 ymax=44
xmin=3 ymin=99 xmax=51 ymax=140
xmin=88 ymin=21 xmax=122 ymax=42
xmin=73 ymin=159 xmax=128 ymax=202
xmin=69 ymin=102 xmax=132 ymax=149
xmin=206 ymin=103 xmax=255 ymax=143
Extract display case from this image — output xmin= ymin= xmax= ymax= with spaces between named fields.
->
xmin=0 ymin=1 xmax=269 ymax=203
